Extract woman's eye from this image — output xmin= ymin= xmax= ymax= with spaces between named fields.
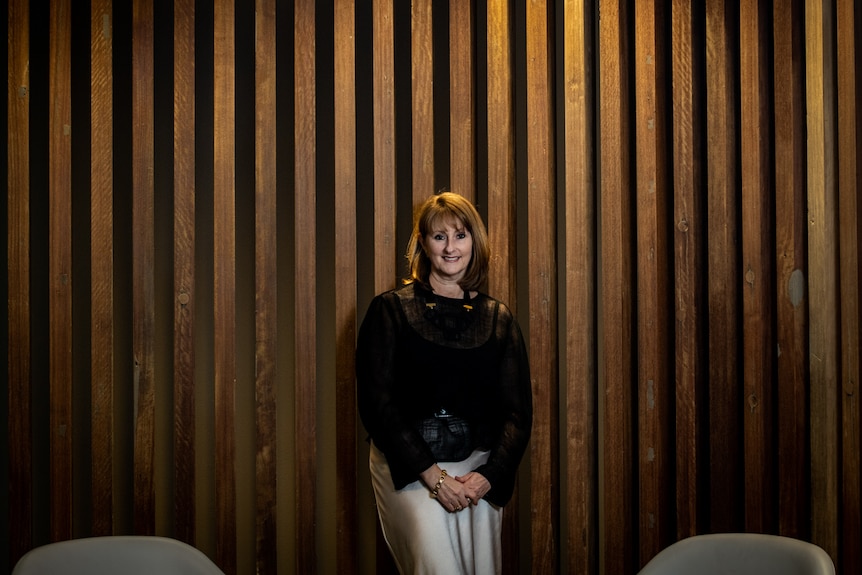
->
xmin=433 ymin=234 xmax=445 ymax=241
xmin=456 ymin=232 xmax=466 ymax=239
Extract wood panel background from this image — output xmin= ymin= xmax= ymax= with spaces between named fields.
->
xmin=4 ymin=0 xmax=861 ymax=573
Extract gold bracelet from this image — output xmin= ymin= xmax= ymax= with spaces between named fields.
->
xmin=431 ymin=469 xmax=448 ymax=498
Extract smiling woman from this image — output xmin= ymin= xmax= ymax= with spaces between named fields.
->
xmin=356 ymin=192 xmax=533 ymax=574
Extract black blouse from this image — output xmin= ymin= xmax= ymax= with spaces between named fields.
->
xmin=356 ymin=283 xmax=532 ymax=507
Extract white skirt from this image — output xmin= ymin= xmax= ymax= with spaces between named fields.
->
xmin=369 ymin=442 xmax=503 ymax=575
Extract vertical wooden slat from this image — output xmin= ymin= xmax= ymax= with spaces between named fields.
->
xmin=295 ymin=0 xmax=317 ymax=572
xmin=672 ymin=0 xmax=705 ymax=540
xmin=739 ymin=0 xmax=775 ymax=533
xmin=837 ymin=0 xmax=861 ymax=571
xmin=411 ymin=0 xmax=434 ymax=204
xmin=486 ymin=4 xmax=519 ymax=571
xmin=213 ymin=2 xmax=237 ymax=571
xmin=562 ymin=0 xmax=597 ymax=572
xmin=132 ymin=0 xmax=157 ymax=537
xmin=599 ymin=0 xmax=636 ymax=570
xmin=91 ymin=0 xmax=115 ymax=537
xmin=773 ymin=0 xmax=809 ymax=541
xmin=48 ymin=0 xmax=74 ymax=542
xmin=173 ymin=0 xmax=197 ymax=545
xmin=805 ymin=0 xmax=840 ymax=561
xmin=334 ymin=0 xmax=358 ymax=572
xmin=373 ymin=0 xmax=397 ymax=291
xmin=7 ymin=0 xmax=33 ymax=564
xmin=526 ymin=1 xmax=558 ymax=573
xmin=634 ymin=0 xmax=672 ymax=565
xmin=254 ymin=0 xmax=278 ymax=572
xmin=449 ymin=0 xmax=474 ymax=201
xmin=705 ymin=0 xmax=742 ymax=534
xmin=372 ymin=2 xmax=398 ymax=569
xmin=486 ymin=0 xmax=516 ymax=307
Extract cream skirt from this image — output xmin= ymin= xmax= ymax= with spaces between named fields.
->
xmin=369 ymin=442 xmax=503 ymax=575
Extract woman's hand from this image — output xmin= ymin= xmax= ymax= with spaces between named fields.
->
xmin=454 ymin=471 xmax=490 ymax=504
xmin=421 ymin=465 xmax=490 ymax=512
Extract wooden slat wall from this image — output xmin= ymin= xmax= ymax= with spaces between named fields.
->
xmin=172 ymin=0 xmax=197 ymax=548
xmin=7 ymin=0 xmax=33 ymax=564
xmin=90 ymin=0 xmax=115 ymax=538
xmin=773 ymin=0 xmax=808 ymax=541
xmin=47 ymin=0 xmax=74 ymax=544
xmin=599 ymin=1 xmax=637 ymax=573
xmin=213 ymin=1 xmax=238 ymax=571
xmin=806 ymin=0 xmax=841 ymax=563
xmin=739 ymin=0 xmax=776 ymax=535
xmin=254 ymin=1 xmax=278 ymax=573
xmin=334 ymin=1 xmax=357 ymax=572
xmin=525 ymin=1 xmax=558 ymax=573
xmin=131 ymin=0 xmax=156 ymax=538
xmin=294 ymin=1 xmax=317 ymax=573
xmin=704 ymin=0 xmax=743 ymax=536
xmin=836 ymin=1 xmax=862 ymax=574
xmin=671 ymin=0 xmax=704 ymax=541
xmin=562 ymin=0 xmax=597 ymax=572
xmin=5 ymin=1 xmax=862 ymax=574
xmin=634 ymin=0 xmax=672 ymax=563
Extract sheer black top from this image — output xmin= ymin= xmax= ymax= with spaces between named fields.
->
xmin=356 ymin=282 xmax=532 ymax=507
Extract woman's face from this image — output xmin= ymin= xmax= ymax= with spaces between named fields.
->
xmin=423 ymin=218 xmax=473 ymax=284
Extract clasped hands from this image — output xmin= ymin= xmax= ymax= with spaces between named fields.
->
xmin=423 ymin=465 xmax=490 ymax=513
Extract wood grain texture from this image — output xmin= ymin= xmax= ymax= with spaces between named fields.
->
xmin=373 ymin=0 xmax=397 ymax=293
xmin=49 ymin=0 xmax=74 ymax=542
xmin=7 ymin=0 xmax=33 ymax=564
xmin=772 ymin=0 xmax=809 ymax=540
xmin=805 ymin=0 xmax=840 ymax=561
xmin=562 ymin=0 xmax=598 ymax=572
xmin=485 ymin=3 xmax=520 ymax=571
xmin=213 ymin=2 xmax=238 ymax=570
xmin=173 ymin=0 xmax=197 ymax=545
xmin=836 ymin=0 xmax=861 ymax=571
xmin=740 ymin=0 xmax=776 ymax=534
xmin=526 ymin=1 xmax=559 ymax=573
xmin=294 ymin=0 xmax=318 ymax=572
xmin=334 ymin=0 xmax=358 ymax=571
xmin=90 ymin=0 xmax=115 ymax=537
xmin=411 ymin=0 xmax=434 ymax=204
xmin=254 ymin=1 xmax=278 ymax=572
xmin=634 ymin=0 xmax=673 ymax=565
xmin=704 ymin=0 xmax=743 ymax=534
xmin=449 ymin=0 xmax=475 ymax=202
xmin=486 ymin=0 xmax=516 ymax=308
xmin=132 ymin=0 xmax=157 ymax=537
xmin=671 ymin=0 xmax=706 ymax=541
xmin=599 ymin=0 xmax=636 ymax=571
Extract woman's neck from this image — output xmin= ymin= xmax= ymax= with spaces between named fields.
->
xmin=428 ymin=275 xmax=464 ymax=299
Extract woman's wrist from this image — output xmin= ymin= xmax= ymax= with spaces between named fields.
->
xmin=430 ymin=469 xmax=448 ymax=498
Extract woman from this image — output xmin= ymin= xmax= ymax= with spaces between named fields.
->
xmin=356 ymin=192 xmax=533 ymax=574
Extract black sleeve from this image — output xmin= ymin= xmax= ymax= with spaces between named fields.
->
xmin=356 ymin=293 xmax=437 ymax=485
xmin=474 ymin=307 xmax=533 ymax=506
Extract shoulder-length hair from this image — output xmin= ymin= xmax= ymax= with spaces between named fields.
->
xmin=405 ymin=192 xmax=490 ymax=291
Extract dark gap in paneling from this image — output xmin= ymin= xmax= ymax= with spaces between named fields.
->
xmin=432 ymin=0 xmax=450 ymax=192
xmin=354 ymin=0 xmax=376 ymax=310
xmin=71 ymin=0 xmax=93 ymax=540
xmin=394 ymin=0 xmax=413 ymax=275
xmin=193 ymin=0 xmax=216 ymax=554
xmin=233 ymin=0 xmax=257 ymax=571
xmin=474 ymin=0 xmax=489 ymax=220
xmin=153 ymin=0 xmax=177 ymax=534
xmin=111 ymin=0 xmax=135 ymax=534
xmin=28 ymin=0 xmax=52 ymax=550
